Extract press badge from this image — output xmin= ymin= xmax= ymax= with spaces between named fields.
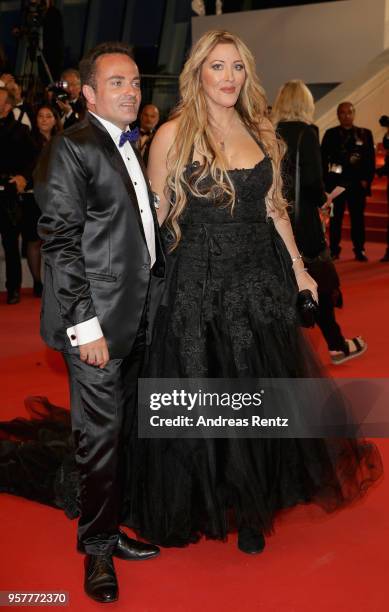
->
xmin=329 ymin=164 xmax=343 ymax=174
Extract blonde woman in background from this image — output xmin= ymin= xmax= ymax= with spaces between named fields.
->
xmin=273 ymin=79 xmax=367 ymax=365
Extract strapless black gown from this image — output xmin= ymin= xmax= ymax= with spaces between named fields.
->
xmin=0 ymin=156 xmax=383 ymax=546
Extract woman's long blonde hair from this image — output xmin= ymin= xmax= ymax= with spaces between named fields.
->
xmin=271 ymin=79 xmax=315 ymax=125
xmin=165 ymin=29 xmax=287 ymax=249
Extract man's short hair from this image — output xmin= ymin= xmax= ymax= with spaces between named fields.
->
xmin=79 ymin=42 xmax=134 ymax=89
xmin=0 ymin=86 xmax=15 ymax=107
xmin=337 ymin=101 xmax=354 ymax=113
xmin=61 ymin=68 xmax=81 ymax=81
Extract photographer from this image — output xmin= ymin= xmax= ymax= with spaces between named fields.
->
xmin=0 ymin=87 xmax=35 ymax=304
xmin=378 ymin=115 xmax=389 ymax=262
xmin=56 ymin=68 xmax=85 ymax=129
xmin=321 ymin=102 xmax=375 ymax=261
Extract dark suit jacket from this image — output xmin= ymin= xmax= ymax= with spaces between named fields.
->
xmin=63 ymin=97 xmax=86 ymax=130
xmin=35 ymin=112 xmax=165 ymax=358
xmin=0 ymin=112 xmax=35 ymax=180
xmin=321 ymin=125 xmax=375 ymax=193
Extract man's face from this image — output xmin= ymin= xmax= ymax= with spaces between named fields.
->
xmin=337 ymin=103 xmax=355 ymax=128
xmin=0 ymin=91 xmax=11 ymax=118
xmin=63 ymin=73 xmax=81 ymax=100
xmin=83 ymin=54 xmax=141 ymax=130
xmin=140 ymin=105 xmax=159 ymax=131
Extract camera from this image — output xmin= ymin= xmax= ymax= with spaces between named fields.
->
xmin=47 ymin=81 xmax=70 ymax=102
xmin=379 ymin=115 xmax=389 ymax=128
xmin=14 ymin=1 xmax=47 ymax=45
xmin=47 ymin=81 xmax=70 ymax=114
xmin=24 ymin=0 xmax=46 ymax=31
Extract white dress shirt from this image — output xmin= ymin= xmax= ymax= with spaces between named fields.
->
xmin=66 ymin=112 xmax=156 ymax=347
xmin=13 ymin=106 xmax=32 ymax=130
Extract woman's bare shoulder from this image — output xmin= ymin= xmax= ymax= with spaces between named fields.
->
xmin=153 ymin=118 xmax=180 ymax=146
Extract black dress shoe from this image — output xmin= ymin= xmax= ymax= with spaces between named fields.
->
xmin=6 ymin=290 xmax=20 ymax=305
xmin=354 ymin=251 xmax=368 ymax=262
xmin=113 ymin=530 xmax=160 ymax=561
xmin=238 ymin=528 xmax=266 ymax=554
xmin=33 ymin=280 xmax=43 ymax=297
xmin=84 ymin=554 xmax=118 ymax=603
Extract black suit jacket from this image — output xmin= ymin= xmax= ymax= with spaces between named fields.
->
xmin=35 ymin=112 xmax=165 ymax=358
xmin=63 ymin=97 xmax=86 ymax=130
xmin=321 ymin=125 xmax=375 ymax=193
xmin=0 ymin=112 xmax=35 ymax=180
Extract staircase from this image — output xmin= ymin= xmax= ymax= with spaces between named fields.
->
xmin=342 ymin=144 xmax=388 ymax=243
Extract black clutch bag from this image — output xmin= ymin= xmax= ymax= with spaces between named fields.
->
xmin=297 ymin=289 xmax=318 ymax=328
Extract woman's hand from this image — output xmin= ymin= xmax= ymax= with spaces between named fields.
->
xmin=295 ymin=269 xmax=318 ymax=303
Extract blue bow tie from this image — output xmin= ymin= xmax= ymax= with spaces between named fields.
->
xmin=119 ymin=127 xmax=140 ymax=147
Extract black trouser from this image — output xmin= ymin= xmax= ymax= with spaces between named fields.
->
xmin=0 ymin=194 xmax=22 ymax=293
xmin=315 ymin=292 xmax=347 ymax=352
xmin=63 ymin=320 xmax=146 ymax=555
xmin=329 ymin=184 xmax=366 ymax=255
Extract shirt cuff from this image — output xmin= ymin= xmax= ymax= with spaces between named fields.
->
xmin=66 ymin=317 xmax=103 ymax=347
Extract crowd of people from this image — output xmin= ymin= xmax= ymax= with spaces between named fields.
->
xmin=0 ymin=31 xmax=385 ymax=605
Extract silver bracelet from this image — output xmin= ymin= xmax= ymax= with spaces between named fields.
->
xmin=291 ymin=254 xmax=303 ymax=264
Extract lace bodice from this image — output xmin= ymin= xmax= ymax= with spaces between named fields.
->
xmin=180 ymin=156 xmax=273 ymax=227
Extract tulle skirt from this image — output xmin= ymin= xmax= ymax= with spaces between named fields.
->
xmin=0 ymin=223 xmax=384 ymax=546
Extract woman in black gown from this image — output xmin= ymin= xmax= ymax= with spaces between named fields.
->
xmin=0 ymin=30 xmax=383 ymax=555
xmin=121 ymin=31 xmax=382 ymax=552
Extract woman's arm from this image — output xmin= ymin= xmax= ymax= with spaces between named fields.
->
xmin=147 ymin=120 xmax=178 ymax=226
xmin=270 ymin=210 xmax=318 ymax=302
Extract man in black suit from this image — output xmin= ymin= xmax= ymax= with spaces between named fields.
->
xmin=35 ymin=42 xmax=165 ymax=603
xmin=321 ymin=102 xmax=375 ymax=261
xmin=0 ymin=87 xmax=35 ymax=304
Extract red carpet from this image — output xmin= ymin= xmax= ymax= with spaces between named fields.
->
xmin=0 ymin=241 xmax=388 ymax=611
